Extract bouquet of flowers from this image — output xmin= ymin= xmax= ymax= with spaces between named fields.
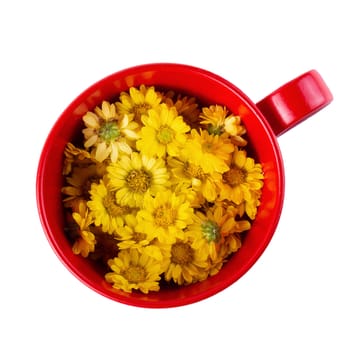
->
xmin=62 ymin=85 xmax=264 ymax=294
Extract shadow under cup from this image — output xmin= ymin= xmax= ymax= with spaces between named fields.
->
xmin=36 ymin=63 xmax=284 ymax=308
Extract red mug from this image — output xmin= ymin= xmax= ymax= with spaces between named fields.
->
xmin=36 ymin=63 xmax=333 ymax=308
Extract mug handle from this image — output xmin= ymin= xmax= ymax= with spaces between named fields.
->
xmin=256 ymin=70 xmax=333 ymax=136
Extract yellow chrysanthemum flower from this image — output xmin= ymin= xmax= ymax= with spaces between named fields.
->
xmin=116 ymin=214 xmax=164 ymax=262
xmin=62 ymin=142 xmax=91 ymax=175
xmin=188 ymin=205 xmax=250 ymax=262
xmin=136 ymin=104 xmax=190 ymax=158
xmin=242 ymin=189 xmax=262 ymax=220
xmin=71 ymin=201 xmax=96 ymax=258
xmin=182 ymin=129 xmax=235 ymax=174
xmin=224 ymin=116 xmax=248 ymax=146
xmin=82 ymin=101 xmax=139 ymax=162
xmin=87 ymin=180 xmax=131 ymax=234
xmin=107 ymin=152 xmax=170 ymax=208
xmin=204 ymin=204 xmax=243 ymax=276
xmin=136 ymin=190 xmax=194 ymax=244
xmin=61 ymin=161 xmax=105 ymax=210
xmin=205 ymin=231 xmax=242 ymax=278
xmin=162 ymin=91 xmax=201 ymax=128
xmin=171 ymin=181 xmax=206 ymax=209
xmin=224 ymin=232 xmax=242 ymax=255
xmin=116 ymin=214 xmax=150 ymax=250
xmin=163 ymin=234 xmax=209 ymax=285
xmin=167 ymin=156 xmax=221 ymax=202
xmin=199 ymin=105 xmax=247 ymax=146
xmin=116 ymin=85 xmax=162 ymax=123
xmin=105 ymin=249 xmax=163 ymax=293
xmin=218 ymin=148 xmax=264 ymax=218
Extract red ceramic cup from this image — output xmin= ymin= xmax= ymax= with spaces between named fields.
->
xmin=36 ymin=63 xmax=333 ymax=308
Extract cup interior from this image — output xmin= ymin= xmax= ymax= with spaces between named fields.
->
xmin=36 ymin=63 xmax=284 ymax=308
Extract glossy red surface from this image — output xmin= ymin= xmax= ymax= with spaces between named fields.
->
xmin=36 ymin=63 xmax=332 ymax=308
xmin=257 ymin=70 xmax=333 ymax=136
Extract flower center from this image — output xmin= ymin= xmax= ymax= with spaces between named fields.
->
xmin=223 ymin=166 xmax=246 ymax=186
xmin=207 ymin=124 xmax=223 ymax=135
xmin=103 ymin=192 xmax=129 ymax=216
xmin=201 ymin=220 xmax=220 ymax=242
xmin=123 ymin=265 xmax=146 ymax=283
xmin=153 ymin=204 xmax=176 ymax=227
xmin=132 ymin=231 xmax=147 ymax=242
xmin=171 ymin=242 xmax=194 ymax=265
xmin=156 ymin=126 xmax=174 ymax=144
xmin=99 ymin=121 xmax=120 ymax=143
xmin=126 ymin=169 xmax=151 ymax=193
xmin=183 ymin=162 xmax=205 ymax=179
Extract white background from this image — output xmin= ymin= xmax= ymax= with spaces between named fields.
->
xmin=1 ymin=0 xmax=349 ymax=349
